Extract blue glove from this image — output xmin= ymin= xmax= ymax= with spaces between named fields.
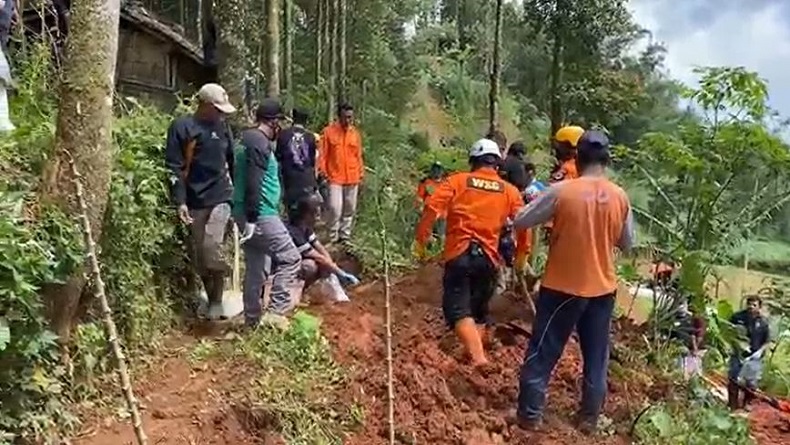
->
xmin=337 ymin=270 xmax=360 ymax=286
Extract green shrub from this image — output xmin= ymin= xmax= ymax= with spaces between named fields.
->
xmin=0 ymin=42 xmax=186 ymax=440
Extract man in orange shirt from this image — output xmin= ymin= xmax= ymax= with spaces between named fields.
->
xmin=415 ymin=139 xmax=529 ymax=367
xmin=319 ymin=103 xmax=364 ymax=244
xmin=512 ymin=130 xmax=634 ymax=434
xmin=549 ymin=125 xmax=585 ymax=183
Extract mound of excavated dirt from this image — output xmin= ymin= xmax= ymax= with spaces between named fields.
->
xmin=750 ymin=404 xmax=790 ymax=444
xmin=312 ymin=264 xmax=659 ymax=444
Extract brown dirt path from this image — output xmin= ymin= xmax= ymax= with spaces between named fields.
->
xmin=72 ymin=333 xmax=261 ymax=445
xmin=73 ymin=263 xmax=790 ymax=444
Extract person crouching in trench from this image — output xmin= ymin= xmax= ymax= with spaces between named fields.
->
xmin=285 ymin=195 xmax=360 ymax=297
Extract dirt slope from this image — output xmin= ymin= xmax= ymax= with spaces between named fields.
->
xmin=313 ymin=264 xmax=650 ymax=444
xmin=74 ymin=264 xmax=790 ymax=445
xmin=73 ymin=337 xmax=260 ymax=445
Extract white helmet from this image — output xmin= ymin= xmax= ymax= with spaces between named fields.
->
xmin=469 ymin=138 xmax=502 ymax=159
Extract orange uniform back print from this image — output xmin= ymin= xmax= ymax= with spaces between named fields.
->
xmin=415 ymin=167 xmax=527 ymax=265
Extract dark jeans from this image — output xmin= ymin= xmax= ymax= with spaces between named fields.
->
xmin=517 ymin=287 xmax=615 ymax=422
xmin=442 ymin=243 xmax=497 ymax=328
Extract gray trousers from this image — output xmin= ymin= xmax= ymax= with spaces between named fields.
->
xmin=327 ymin=183 xmax=359 ymax=242
xmin=241 ymin=215 xmax=303 ymax=321
xmin=189 ymin=203 xmax=231 ymax=304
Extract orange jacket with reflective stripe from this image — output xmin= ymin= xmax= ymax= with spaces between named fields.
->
xmin=318 ymin=122 xmax=364 ymax=185
xmin=415 ymin=167 xmax=530 ymax=264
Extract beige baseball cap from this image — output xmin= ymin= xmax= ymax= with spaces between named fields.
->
xmin=197 ymin=83 xmax=236 ymax=114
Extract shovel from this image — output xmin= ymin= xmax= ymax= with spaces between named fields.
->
xmin=220 ymin=223 xmax=245 ymax=318
xmin=196 ymin=223 xmax=245 ymax=319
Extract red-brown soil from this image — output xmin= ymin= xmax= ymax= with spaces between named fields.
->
xmin=314 ymin=263 xmax=649 ymax=445
xmin=73 ymin=335 xmax=260 ymax=445
xmin=74 ymin=263 xmax=790 ymax=445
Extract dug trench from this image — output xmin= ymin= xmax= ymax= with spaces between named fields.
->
xmin=75 ymin=263 xmax=790 ymax=445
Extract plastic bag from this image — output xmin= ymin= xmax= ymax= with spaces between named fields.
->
xmin=318 ymin=274 xmax=350 ymax=303
xmin=681 ymin=355 xmax=702 ymax=378
xmin=740 ymin=357 xmax=763 ymax=384
xmin=0 ymin=46 xmax=14 ymax=133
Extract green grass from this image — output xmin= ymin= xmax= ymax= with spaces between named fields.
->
xmin=223 ymin=311 xmax=362 ymax=445
xmin=731 ymin=239 xmax=790 ymax=263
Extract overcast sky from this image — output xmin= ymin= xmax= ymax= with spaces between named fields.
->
xmin=630 ymin=0 xmax=790 ymax=119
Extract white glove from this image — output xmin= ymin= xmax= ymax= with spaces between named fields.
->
xmin=239 ymin=222 xmax=256 ymax=244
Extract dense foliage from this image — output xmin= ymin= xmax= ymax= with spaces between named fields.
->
xmin=3 ymin=0 xmax=790 ymax=442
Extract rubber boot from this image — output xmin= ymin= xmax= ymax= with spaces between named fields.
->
xmin=743 ymin=385 xmax=756 ymax=409
xmin=574 ymin=413 xmax=599 ymax=436
xmin=477 ymin=324 xmax=490 ymax=348
xmin=727 ymin=381 xmax=740 ymax=410
xmin=455 ymin=318 xmax=488 ymax=366
xmin=206 ymin=273 xmax=226 ymax=321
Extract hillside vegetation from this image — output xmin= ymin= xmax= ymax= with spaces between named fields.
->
xmin=2 ymin=0 xmax=790 ymax=444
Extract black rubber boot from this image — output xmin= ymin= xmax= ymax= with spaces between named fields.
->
xmin=574 ymin=413 xmax=599 ymax=436
xmin=727 ymin=381 xmax=740 ymax=410
xmin=205 ymin=273 xmax=226 ymax=320
xmin=743 ymin=385 xmax=756 ymax=409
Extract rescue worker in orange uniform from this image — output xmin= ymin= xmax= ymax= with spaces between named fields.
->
xmin=512 ymin=130 xmax=634 ymax=434
xmin=543 ymin=125 xmax=585 ymax=240
xmin=414 ymin=139 xmax=530 ymax=367
xmin=319 ymin=102 xmax=364 ymax=244
xmin=549 ymin=125 xmax=585 ymax=183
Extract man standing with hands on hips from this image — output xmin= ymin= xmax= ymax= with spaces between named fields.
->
xmin=165 ymin=83 xmax=236 ymax=321
xmin=319 ymin=102 xmax=364 ymax=246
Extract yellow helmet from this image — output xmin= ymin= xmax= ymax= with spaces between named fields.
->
xmin=553 ymin=126 xmax=585 ymax=148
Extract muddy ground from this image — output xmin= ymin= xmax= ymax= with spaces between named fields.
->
xmin=75 ymin=264 xmax=790 ymax=445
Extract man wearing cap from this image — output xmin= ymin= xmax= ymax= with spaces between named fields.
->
xmin=414 ymin=138 xmax=529 ymax=368
xmin=512 ymin=130 xmax=635 ymax=434
xmin=276 ymin=107 xmax=320 ymax=213
xmin=319 ymin=102 xmax=364 ymax=245
xmin=165 ymin=83 xmax=237 ymax=320
xmin=233 ymin=98 xmax=303 ymax=329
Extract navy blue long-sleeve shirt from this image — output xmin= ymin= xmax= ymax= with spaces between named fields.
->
xmin=164 ymin=116 xmax=235 ymax=209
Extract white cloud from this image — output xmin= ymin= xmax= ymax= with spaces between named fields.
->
xmin=630 ymin=0 xmax=790 ymax=118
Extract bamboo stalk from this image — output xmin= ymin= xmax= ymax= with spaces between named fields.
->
xmin=375 ymin=187 xmax=395 ymax=445
xmin=68 ymin=155 xmax=148 ymax=445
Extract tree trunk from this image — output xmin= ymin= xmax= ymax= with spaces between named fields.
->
xmin=548 ymin=36 xmax=562 ymax=136
xmin=327 ymin=0 xmax=337 ymax=121
xmin=214 ymin=0 xmax=246 ymax=108
xmin=283 ymin=0 xmax=293 ymax=108
xmin=266 ymin=0 xmax=281 ymax=97
xmin=38 ymin=0 xmax=122 ymax=347
xmin=315 ymin=0 xmax=323 ymax=86
xmin=488 ymin=0 xmax=502 ymax=134
xmin=338 ymin=0 xmax=346 ymax=102
xmin=321 ymin=0 xmax=329 ymax=82
xmin=457 ymin=0 xmax=467 ymax=51
xmin=548 ymin=11 xmax=564 ymax=136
